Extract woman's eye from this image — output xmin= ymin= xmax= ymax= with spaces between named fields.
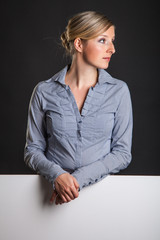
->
xmin=99 ymin=38 xmax=105 ymax=43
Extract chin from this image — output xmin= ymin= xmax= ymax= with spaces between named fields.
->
xmin=97 ymin=63 xmax=109 ymax=69
xmin=88 ymin=61 xmax=109 ymax=70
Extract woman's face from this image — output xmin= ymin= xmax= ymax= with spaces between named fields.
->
xmin=82 ymin=26 xmax=115 ymax=69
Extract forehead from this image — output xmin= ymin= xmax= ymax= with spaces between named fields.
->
xmin=98 ymin=26 xmax=115 ymax=38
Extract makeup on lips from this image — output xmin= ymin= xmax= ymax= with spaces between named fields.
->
xmin=103 ymin=57 xmax=111 ymax=62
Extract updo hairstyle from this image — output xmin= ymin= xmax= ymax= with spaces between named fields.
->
xmin=61 ymin=11 xmax=113 ymax=56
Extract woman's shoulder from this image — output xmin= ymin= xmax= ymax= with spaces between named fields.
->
xmin=33 ymin=66 xmax=67 ymax=95
xmin=100 ymin=69 xmax=128 ymax=87
xmin=101 ymin=69 xmax=130 ymax=94
xmin=111 ymin=76 xmax=130 ymax=93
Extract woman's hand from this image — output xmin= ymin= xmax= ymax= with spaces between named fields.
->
xmin=50 ymin=190 xmax=64 ymax=205
xmin=50 ymin=173 xmax=79 ymax=204
xmin=55 ymin=173 xmax=79 ymax=203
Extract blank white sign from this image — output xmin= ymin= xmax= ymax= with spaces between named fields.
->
xmin=0 ymin=175 xmax=160 ymax=240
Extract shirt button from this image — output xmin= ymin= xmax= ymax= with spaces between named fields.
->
xmin=78 ymin=120 xmax=82 ymax=124
xmin=78 ymin=130 xmax=81 ymax=136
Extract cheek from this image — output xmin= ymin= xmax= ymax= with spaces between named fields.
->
xmin=83 ymin=44 xmax=103 ymax=61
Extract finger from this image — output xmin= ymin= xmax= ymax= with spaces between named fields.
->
xmin=55 ymin=195 xmax=64 ymax=205
xmin=59 ymin=187 xmax=75 ymax=201
xmin=71 ymin=186 xmax=79 ymax=199
xmin=65 ymin=186 xmax=75 ymax=201
xmin=55 ymin=188 xmax=70 ymax=203
xmin=55 ymin=195 xmax=60 ymax=205
xmin=73 ymin=178 xmax=80 ymax=191
xmin=55 ymin=194 xmax=72 ymax=205
xmin=75 ymin=183 xmax=80 ymax=191
xmin=50 ymin=190 xmax=57 ymax=204
xmin=59 ymin=193 xmax=69 ymax=203
xmin=74 ymin=181 xmax=79 ymax=189
xmin=50 ymin=192 xmax=56 ymax=202
xmin=63 ymin=191 xmax=73 ymax=202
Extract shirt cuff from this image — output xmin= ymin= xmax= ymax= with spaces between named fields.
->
xmin=71 ymin=171 xmax=82 ymax=191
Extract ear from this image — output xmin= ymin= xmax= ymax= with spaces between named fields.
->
xmin=74 ymin=38 xmax=83 ymax=53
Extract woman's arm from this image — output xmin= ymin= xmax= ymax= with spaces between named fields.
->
xmin=24 ymin=85 xmax=79 ymax=203
xmin=71 ymin=83 xmax=133 ymax=190
xmin=24 ymin=85 xmax=68 ymax=186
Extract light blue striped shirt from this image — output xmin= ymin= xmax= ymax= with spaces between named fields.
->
xmin=24 ymin=65 xmax=133 ymax=190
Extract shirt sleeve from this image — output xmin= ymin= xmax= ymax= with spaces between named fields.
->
xmin=24 ymin=85 xmax=67 ymax=188
xmin=72 ymin=83 xmax=133 ymax=190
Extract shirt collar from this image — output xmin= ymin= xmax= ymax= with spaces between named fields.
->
xmin=98 ymin=68 xmax=117 ymax=85
xmin=52 ymin=65 xmax=117 ymax=86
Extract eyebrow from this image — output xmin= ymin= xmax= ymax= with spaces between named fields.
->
xmin=99 ymin=34 xmax=115 ymax=38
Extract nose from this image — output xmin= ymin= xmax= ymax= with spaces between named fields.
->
xmin=107 ymin=42 xmax=116 ymax=54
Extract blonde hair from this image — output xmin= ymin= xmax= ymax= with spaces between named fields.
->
xmin=61 ymin=11 xmax=114 ymax=55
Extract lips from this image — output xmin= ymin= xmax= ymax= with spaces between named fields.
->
xmin=103 ymin=57 xmax=111 ymax=61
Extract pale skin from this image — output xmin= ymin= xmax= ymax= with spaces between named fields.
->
xmin=50 ymin=26 xmax=115 ymax=205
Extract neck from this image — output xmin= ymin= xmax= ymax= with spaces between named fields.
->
xmin=66 ymin=55 xmax=98 ymax=89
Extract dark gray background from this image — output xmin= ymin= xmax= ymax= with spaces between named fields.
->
xmin=1 ymin=0 xmax=159 ymax=174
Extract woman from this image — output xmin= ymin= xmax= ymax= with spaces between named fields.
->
xmin=24 ymin=11 xmax=133 ymax=205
